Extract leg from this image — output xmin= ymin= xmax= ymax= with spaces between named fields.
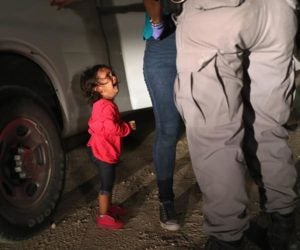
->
xmin=245 ymin=0 xmax=297 ymax=216
xmin=143 ymin=32 xmax=182 ymax=230
xmin=89 ymin=154 xmax=124 ymax=229
xmin=144 ymin=33 xmax=182 ymax=201
xmin=244 ymin=1 xmax=298 ymax=248
xmin=97 ymin=163 xmax=127 ymax=217
xmin=97 ymin=162 xmax=116 ymax=215
xmin=98 ymin=194 xmax=111 ymax=215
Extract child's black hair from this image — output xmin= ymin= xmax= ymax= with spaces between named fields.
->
xmin=80 ymin=64 xmax=114 ymax=105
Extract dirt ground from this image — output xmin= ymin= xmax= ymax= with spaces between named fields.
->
xmin=1 ymin=111 xmax=300 ymax=250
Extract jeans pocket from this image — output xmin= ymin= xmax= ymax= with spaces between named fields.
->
xmin=193 ymin=0 xmax=244 ymax=10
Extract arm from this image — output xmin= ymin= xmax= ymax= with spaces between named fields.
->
xmin=102 ymin=105 xmax=131 ymax=137
xmin=143 ymin=0 xmax=162 ymax=25
xmin=144 ymin=0 xmax=164 ymax=40
xmin=89 ymin=103 xmax=131 ymax=137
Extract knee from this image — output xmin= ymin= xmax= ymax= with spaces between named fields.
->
xmin=158 ymin=128 xmax=180 ymax=145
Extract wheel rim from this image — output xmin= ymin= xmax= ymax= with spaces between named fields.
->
xmin=0 ymin=117 xmax=51 ymax=210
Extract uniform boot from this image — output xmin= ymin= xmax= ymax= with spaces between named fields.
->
xmin=268 ymin=212 xmax=298 ymax=250
xmin=244 ymin=212 xmax=272 ymax=249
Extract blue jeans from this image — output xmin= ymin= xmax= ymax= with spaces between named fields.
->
xmin=143 ymin=32 xmax=182 ymax=203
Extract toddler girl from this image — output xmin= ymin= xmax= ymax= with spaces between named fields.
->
xmin=80 ymin=64 xmax=136 ymax=229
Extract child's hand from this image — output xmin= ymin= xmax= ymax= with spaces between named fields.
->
xmin=129 ymin=120 xmax=136 ymax=131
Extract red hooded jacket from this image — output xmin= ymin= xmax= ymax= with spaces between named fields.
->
xmin=87 ymin=99 xmax=131 ymax=164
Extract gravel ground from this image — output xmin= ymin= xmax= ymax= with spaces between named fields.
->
xmin=1 ymin=113 xmax=300 ymax=250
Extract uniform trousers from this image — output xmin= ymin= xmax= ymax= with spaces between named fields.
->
xmin=174 ymin=0 xmax=298 ymax=241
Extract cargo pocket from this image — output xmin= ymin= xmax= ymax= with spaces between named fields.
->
xmin=174 ymin=51 xmax=244 ymax=128
xmin=174 ymin=60 xmax=230 ymax=128
xmin=190 ymin=65 xmax=230 ymax=127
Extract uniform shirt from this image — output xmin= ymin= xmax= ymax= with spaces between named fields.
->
xmin=87 ymin=99 xmax=131 ymax=164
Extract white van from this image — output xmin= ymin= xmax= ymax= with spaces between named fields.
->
xmin=0 ymin=0 xmax=150 ymax=240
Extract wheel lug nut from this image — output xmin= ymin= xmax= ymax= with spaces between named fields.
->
xmin=14 ymin=155 xmax=21 ymax=161
xmin=18 ymin=148 xmax=24 ymax=154
xmin=14 ymin=166 xmax=22 ymax=173
xmin=16 ymin=160 xmax=22 ymax=166
xmin=19 ymin=173 xmax=26 ymax=179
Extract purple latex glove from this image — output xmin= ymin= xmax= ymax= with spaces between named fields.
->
xmin=151 ymin=22 xmax=164 ymax=40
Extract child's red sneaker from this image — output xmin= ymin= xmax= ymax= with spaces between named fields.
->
xmin=108 ymin=205 xmax=128 ymax=217
xmin=96 ymin=214 xmax=124 ymax=230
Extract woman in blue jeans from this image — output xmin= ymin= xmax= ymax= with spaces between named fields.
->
xmin=143 ymin=0 xmax=182 ymax=231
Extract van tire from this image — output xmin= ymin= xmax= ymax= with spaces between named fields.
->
xmin=0 ymin=98 xmax=65 ymax=241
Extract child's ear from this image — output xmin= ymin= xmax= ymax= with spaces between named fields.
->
xmin=112 ymin=75 xmax=118 ymax=83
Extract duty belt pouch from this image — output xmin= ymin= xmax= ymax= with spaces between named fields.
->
xmin=193 ymin=0 xmax=244 ymax=10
